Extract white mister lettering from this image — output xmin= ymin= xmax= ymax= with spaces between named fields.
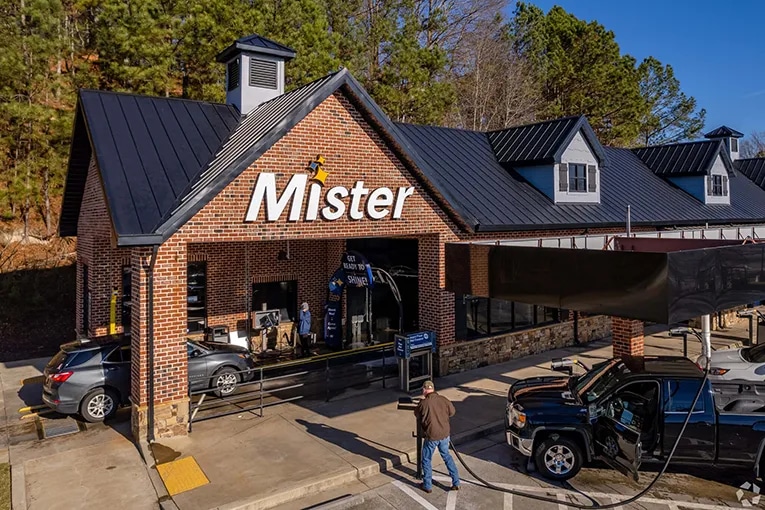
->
xmin=245 ymin=172 xmax=414 ymax=222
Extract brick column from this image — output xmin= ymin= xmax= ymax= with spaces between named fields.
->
xmin=611 ymin=317 xmax=644 ymax=358
xmin=419 ymin=234 xmax=455 ymax=376
xmin=130 ymin=242 xmax=189 ymax=441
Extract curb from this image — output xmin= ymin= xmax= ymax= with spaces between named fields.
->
xmin=137 ymin=440 xmax=180 ymax=510
xmin=219 ymin=420 xmax=504 ymax=510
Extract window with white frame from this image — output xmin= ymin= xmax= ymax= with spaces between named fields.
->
xmin=730 ymin=138 xmax=738 ymax=152
xmin=711 ymin=175 xmax=724 ymax=196
xmin=568 ymin=163 xmax=587 ymax=192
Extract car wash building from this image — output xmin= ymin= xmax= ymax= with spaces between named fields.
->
xmin=60 ymin=35 xmax=765 ymax=440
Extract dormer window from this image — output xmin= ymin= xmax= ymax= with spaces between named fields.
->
xmin=708 ymin=175 xmax=728 ymax=197
xmin=568 ymin=164 xmax=587 ymax=192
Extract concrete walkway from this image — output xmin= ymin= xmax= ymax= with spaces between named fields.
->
xmin=0 ymin=357 xmax=160 ymax=510
xmin=155 ymin=321 xmax=750 ymax=510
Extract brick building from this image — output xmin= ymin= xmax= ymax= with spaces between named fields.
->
xmin=60 ymin=35 xmax=765 ymax=440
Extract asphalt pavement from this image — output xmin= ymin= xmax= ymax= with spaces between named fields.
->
xmin=286 ymin=433 xmax=761 ymax=510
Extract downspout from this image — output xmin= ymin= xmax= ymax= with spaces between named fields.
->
xmin=146 ymin=244 xmax=159 ymax=443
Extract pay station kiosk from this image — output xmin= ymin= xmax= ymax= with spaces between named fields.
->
xmin=395 ymin=330 xmax=436 ymax=479
xmin=396 ymin=331 xmax=436 ymax=392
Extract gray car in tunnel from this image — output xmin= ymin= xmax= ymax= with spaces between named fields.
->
xmin=42 ymin=336 xmax=256 ymax=422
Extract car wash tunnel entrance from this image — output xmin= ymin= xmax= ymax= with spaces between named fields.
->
xmin=445 ymin=236 xmax=765 ymax=358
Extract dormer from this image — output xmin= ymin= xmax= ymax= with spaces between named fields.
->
xmin=633 ymin=140 xmax=734 ymax=205
xmin=488 ymin=116 xmax=607 ymax=204
xmin=216 ymin=34 xmax=296 ymax=115
xmin=704 ymin=125 xmax=743 ymax=161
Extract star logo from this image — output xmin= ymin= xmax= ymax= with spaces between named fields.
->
xmin=308 ymin=155 xmax=328 ymax=185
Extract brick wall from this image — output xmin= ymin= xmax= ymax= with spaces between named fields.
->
xmin=75 ymin=157 xmax=130 ymax=337
xmin=611 ymin=316 xmax=645 ymax=357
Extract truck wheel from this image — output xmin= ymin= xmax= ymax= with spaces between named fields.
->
xmin=534 ymin=436 xmax=583 ymax=481
xmin=80 ymin=388 xmax=119 ymax=423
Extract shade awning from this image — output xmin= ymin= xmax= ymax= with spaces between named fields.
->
xmin=445 ymin=238 xmax=765 ymax=324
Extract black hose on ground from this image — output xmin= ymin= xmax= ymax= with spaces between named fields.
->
xmin=448 ymin=356 xmax=711 ymax=509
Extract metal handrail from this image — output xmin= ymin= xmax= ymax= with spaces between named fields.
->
xmin=188 ymin=344 xmax=395 ymax=431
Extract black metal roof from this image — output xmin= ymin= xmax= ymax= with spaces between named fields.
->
xmin=216 ymin=34 xmax=296 ymax=63
xmin=393 ymin=123 xmax=765 ymax=231
xmin=632 ymin=140 xmax=732 ymax=177
xmin=59 ymin=90 xmax=241 ymax=240
xmin=704 ymin=125 xmax=744 ymax=138
xmin=736 ymin=158 xmax=765 ymax=188
xmin=63 ymin=70 xmax=765 ymax=244
xmin=487 ymin=115 xmax=606 ymax=166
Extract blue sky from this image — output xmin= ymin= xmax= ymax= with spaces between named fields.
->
xmin=515 ymin=1 xmax=765 ymax=141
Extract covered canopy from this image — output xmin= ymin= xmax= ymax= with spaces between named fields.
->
xmin=445 ymin=238 xmax=765 ymax=324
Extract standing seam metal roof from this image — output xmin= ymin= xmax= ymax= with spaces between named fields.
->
xmin=736 ymin=158 xmax=765 ymax=188
xmin=632 ymin=140 xmax=729 ymax=177
xmin=61 ymin=90 xmax=240 ymax=239
xmin=393 ymin=123 xmax=765 ymax=230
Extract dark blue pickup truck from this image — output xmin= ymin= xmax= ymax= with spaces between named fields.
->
xmin=505 ymin=356 xmax=765 ymax=481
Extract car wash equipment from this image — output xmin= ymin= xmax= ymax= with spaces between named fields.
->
xmin=398 ymin=396 xmax=423 ymax=479
xmin=448 ymin=329 xmax=710 ymax=509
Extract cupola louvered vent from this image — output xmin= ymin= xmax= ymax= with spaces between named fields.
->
xmin=249 ymin=58 xmax=278 ymax=89
xmin=227 ymin=59 xmax=240 ymax=91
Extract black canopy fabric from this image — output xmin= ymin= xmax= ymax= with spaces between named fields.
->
xmin=445 ymin=240 xmax=765 ymax=324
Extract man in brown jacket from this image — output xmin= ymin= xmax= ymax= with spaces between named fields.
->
xmin=414 ymin=380 xmax=460 ymax=493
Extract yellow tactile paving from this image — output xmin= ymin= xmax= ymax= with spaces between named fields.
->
xmin=156 ymin=456 xmax=209 ymax=496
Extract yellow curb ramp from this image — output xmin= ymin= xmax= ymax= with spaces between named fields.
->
xmin=156 ymin=456 xmax=209 ymax=496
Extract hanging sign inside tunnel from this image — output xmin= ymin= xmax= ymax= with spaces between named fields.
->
xmin=324 ymin=251 xmax=375 ymax=349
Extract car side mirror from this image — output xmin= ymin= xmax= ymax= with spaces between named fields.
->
xmin=190 ymin=350 xmax=200 ymax=358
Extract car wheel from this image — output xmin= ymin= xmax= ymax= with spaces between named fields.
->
xmin=80 ymin=388 xmax=119 ymax=423
xmin=212 ymin=367 xmax=239 ymax=397
xmin=534 ymin=435 xmax=583 ymax=481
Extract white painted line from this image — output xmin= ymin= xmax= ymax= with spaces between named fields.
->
xmin=392 ymin=481 xmax=440 ymax=510
xmin=446 ymin=491 xmax=457 ymax=510
xmin=434 ymin=476 xmax=734 ymax=510
xmin=609 ymin=496 xmax=624 ymax=510
xmin=504 ymin=493 xmax=513 ymax=510
xmin=557 ymin=492 xmax=567 ymax=510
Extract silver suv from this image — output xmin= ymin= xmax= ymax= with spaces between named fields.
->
xmin=43 ymin=336 xmax=256 ymax=422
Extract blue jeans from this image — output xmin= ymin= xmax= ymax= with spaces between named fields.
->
xmin=421 ymin=437 xmax=460 ymax=490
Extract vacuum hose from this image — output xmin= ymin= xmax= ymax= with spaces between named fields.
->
xmin=448 ymin=357 xmax=711 ymax=509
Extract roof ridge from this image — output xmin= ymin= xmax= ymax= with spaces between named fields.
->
xmin=79 ymin=88 xmax=233 ymax=109
xmin=243 ymin=70 xmax=343 ymax=115
xmin=395 ymin=122 xmax=484 ymax=135
xmin=486 ymin=115 xmax=582 ymax=135
xmin=633 ymin=139 xmax=718 ymax=151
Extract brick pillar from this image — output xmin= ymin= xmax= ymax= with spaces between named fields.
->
xmin=130 ymin=242 xmax=189 ymax=441
xmin=611 ymin=317 xmax=644 ymax=358
xmin=419 ymin=234 xmax=455 ymax=376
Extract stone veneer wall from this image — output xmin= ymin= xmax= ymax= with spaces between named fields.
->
xmin=437 ymin=315 xmax=611 ymax=375
xmin=688 ymin=307 xmax=744 ymax=331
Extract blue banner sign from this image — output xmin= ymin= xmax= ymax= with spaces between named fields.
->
xmin=394 ymin=331 xmax=436 ymax=359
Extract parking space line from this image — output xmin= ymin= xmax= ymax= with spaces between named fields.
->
xmin=504 ymin=493 xmax=513 ymax=510
xmin=392 ymin=481 xmax=439 ymax=510
xmin=609 ymin=496 xmax=624 ymax=510
xmin=431 ymin=475 xmax=735 ymax=509
xmin=446 ymin=491 xmax=456 ymax=510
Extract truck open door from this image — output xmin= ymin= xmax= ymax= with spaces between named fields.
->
xmin=592 ymin=396 xmax=643 ymax=482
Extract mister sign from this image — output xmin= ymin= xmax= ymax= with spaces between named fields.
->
xmin=245 ymin=156 xmax=415 ymax=223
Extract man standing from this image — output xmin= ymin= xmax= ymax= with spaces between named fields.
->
xmin=414 ymin=380 xmax=460 ymax=493
xmin=298 ymin=302 xmax=312 ymax=358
